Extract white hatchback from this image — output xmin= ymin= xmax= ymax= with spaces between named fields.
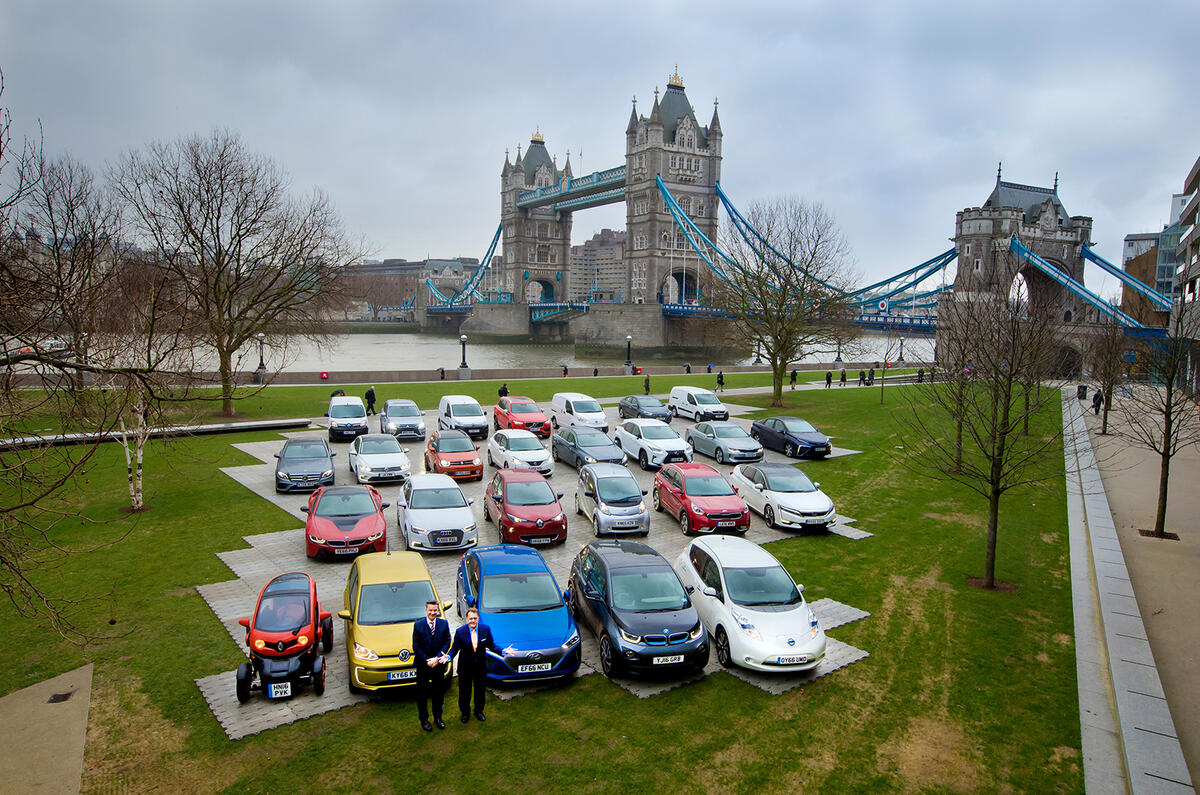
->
xmin=487 ymin=429 xmax=554 ymax=477
xmin=729 ymin=463 xmax=836 ymax=530
xmin=673 ymin=535 xmax=826 ymax=672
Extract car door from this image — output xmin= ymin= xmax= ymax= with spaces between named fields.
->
xmin=618 ymin=397 xmax=630 ymax=418
xmin=658 ymin=466 xmax=682 ymax=516
xmin=397 ymin=480 xmax=413 ymax=535
xmin=348 ymin=436 xmax=361 ymax=474
xmin=458 ymin=553 xmax=481 ymax=614
xmin=486 ymin=473 xmax=504 ymax=522
xmin=488 ymin=432 xmax=504 ymax=467
xmin=737 ymin=466 xmax=762 ymax=514
xmin=554 ymin=428 xmax=571 ymax=462
xmin=579 ymin=468 xmax=598 ymax=522
xmin=687 ymin=544 xmax=718 ymax=627
xmin=574 ymin=551 xmax=604 ymax=633
xmin=765 ymin=419 xmax=784 ymax=451
xmin=690 ymin=423 xmax=712 ymax=458
xmin=497 ymin=398 xmax=509 ymax=428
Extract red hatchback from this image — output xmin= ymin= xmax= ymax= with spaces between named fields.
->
xmin=652 ymin=462 xmax=751 ymax=535
xmin=302 ymin=485 xmax=388 ymax=559
xmin=424 ymin=429 xmax=483 ymax=481
xmin=483 ymin=468 xmax=568 ymax=546
xmin=493 ymin=396 xmax=551 ymax=438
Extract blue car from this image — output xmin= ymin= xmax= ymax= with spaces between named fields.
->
xmin=749 ymin=416 xmax=832 ymax=459
xmin=455 ymin=545 xmax=581 ymax=683
xmin=551 ymin=426 xmax=626 ymax=470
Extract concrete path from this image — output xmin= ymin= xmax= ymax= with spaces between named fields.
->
xmin=0 ymin=664 xmax=93 ymax=794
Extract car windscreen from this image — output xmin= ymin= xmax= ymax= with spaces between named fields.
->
xmin=780 ymin=418 xmax=817 ymax=434
xmin=609 ymin=568 xmax=689 ymax=611
xmin=714 ymin=425 xmax=751 ymax=439
xmin=640 ymin=425 xmax=679 ymax=440
xmin=387 ymin=404 xmax=421 ymax=417
xmin=694 ymin=393 xmax=721 ymax=405
xmin=510 ymin=401 xmax=541 ymax=415
xmin=356 ymin=581 xmax=436 ymax=625
xmin=437 ymin=436 xmax=474 ymax=453
xmin=410 ymin=487 xmax=467 ymax=509
xmin=450 ymin=402 xmax=483 ymax=417
xmin=361 ymin=438 xmax=403 ymax=455
xmin=684 ymin=475 xmax=735 ymax=497
xmin=281 ymin=442 xmax=328 ymax=460
xmin=570 ymin=399 xmax=601 ymax=413
xmin=314 ymin=491 xmax=377 ymax=517
xmin=576 ymin=431 xmax=613 ymax=448
xmin=505 ymin=480 xmax=557 ymax=506
xmin=636 ymin=397 xmax=664 ymax=407
xmin=723 ymin=565 xmax=802 ymax=607
xmin=255 ymin=594 xmax=311 ymax=632
xmin=330 ymin=404 xmax=366 ymax=418
xmin=481 ymin=572 xmax=562 ymax=612
xmin=596 ymin=476 xmax=642 ymax=505
xmin=763 ymin=470 xmax=816 ymax=493
xmin=507 ymin=436 xmax=544 ymax=452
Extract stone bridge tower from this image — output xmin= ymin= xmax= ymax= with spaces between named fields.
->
xmin=500 ymin=131 xmax=574 ymax=303
xmin=624 ymin=69 xmax=722 ymax=305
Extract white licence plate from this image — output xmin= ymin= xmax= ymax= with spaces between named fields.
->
xmin=517 ymin=663 xmax=552 ymax=673
xmin=387 ymin=670 xmax=417 ymax=681
xmin=717 ymin=521 xmax=736 ymax=527
xmin=653 ymin=654 xmax=684 ymax=665
xmin=267 ymin=682 xmax=292 ymax=698
xmin=529 ymin=537 xmax=552 ymax=545
xmin=334 ymin=546 xmax=359 ymax=555
xmin=777 ymin=655 xmax=809 ymax=665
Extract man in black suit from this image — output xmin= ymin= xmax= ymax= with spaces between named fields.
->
xmin=412 ymin=599 xmax=451 ymax=731
xmin=449 ymin=607 xmax=515 ymax=723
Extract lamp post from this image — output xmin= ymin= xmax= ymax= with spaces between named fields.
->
xmin=834 ymin=340 xmax=843 ymax=364
xmin=624 ymin=335 xmax=633 ymax=376
xmin=752 ymin=341 xmax=762 ymax=365
xmin=898 ymin=336 xmax=905 ymax=366
xmin=457 ymin=334 xmax=471 ymax=380
xmin=256 ymin=332 xmax=265 ymax=370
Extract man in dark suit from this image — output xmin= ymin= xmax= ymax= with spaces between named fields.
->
xmin=412 ymin=599 xmax=451 ymax=731
xmin=450 ymin=607 xmax=515 ymax=723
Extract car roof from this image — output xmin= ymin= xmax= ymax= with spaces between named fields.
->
xmin=330 ymin=395 xmax=362 ymax=405
xmin=472 ymin=544 xmax=550 ymax=575
xmin=358 ymin=433 xmax=400 ymax=443
xmin=407 ymin=473 xmax=460 ymax=489
xmin=496 ymin=468 xmax=548 ymax=483
xmin=702 ymin=420 xmax=744 ymax=428
xmin=435 ymin=429 xmax=470 ymax=440
xmin=441 ymin=394 xmax=479 ymax=403
xmin=497 ymin=428 xmax=538 ymax=439
xmin=355 ymin=551 xmax=432 ymax=582
xmin=672 ymin=385 xmax=714 ymax=395
xmin=507 ymin=395 xmax=536 ymax=403
xmin=753 ymin=462 xmax=802 ymax=473
xmin=581 ymin=462 xmax=633 ymax=478
xmin=282 ymin=438 xmax=328 ymax=449
xmin=554 ymin=392 xmax=593 ymax=401
xmin=319 ymin=485 xmax=376 ymax=498
xmin=692 ymin=535 xmax=783 ymax=568
xmin=588 ymin=539 xmax=669 ymax=568
xmin=623 ymin=417 xmax=669 ymax=427
xmin=263 ymin=572 xmax=312 ymax=596
xmin=384 ymin=398 xmax=417 ymax=407
xmin=671 ymin=462 xmax=721 ymax=476
xmin=764 ymin=415 xmax=810 ymax=422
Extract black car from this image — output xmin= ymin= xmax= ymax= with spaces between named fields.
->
xmin=274 ymin=438 xmax=336 ymax=493
xmin=380 ymin=399 xmax=426 ymax=440
xmin=551 ymin=427 xmax=626 ymax=469
xmin=569 ymin=540 xmax=708 ymax=677
xmin=749 ymin=417 xmax=831 ymax=459
xmin=617 ymin=395 xmax=672 ymax=422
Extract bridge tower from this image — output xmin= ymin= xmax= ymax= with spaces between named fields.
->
xmin=500 ymin=132 xmax=574 ymax=303
xmin=624 ymin=69 xmax=722 ymax=305
xmin=952 ymin=167 xmax=1093 ymax=323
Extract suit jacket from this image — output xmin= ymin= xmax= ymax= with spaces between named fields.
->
xmin=450 ymin=623 xmax=502 ymax=673
xmin=412 ymin=617 xmax=452 ymax=669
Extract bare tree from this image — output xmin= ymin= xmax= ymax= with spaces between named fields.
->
xmin=899 ymin=270 xmax=1062 ymax=589
xmin=708 ymin=197 xmax=859 ymax=406
xmin=1084 ymin=317 xmax=1130 ymax=436
xmin=1114 ymin=303 xmax=1200 ymax=538
xmin=110 ymin=130 xmax=361 ymax=415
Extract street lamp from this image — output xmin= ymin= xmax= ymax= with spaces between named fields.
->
xmin=752 ymin=341 xmax=762 ymax=365
xmin=459 ymin=334 xmax=468 ymax=369
xmin=256 ymin=332 xmax=265 ymax=370
xmin=834 ymin=340 xmax=843 ymax=363
xmin=624 ymin=335 xmax=633 ymax=376
xmin=898 ymin=336 xmax=906 ymax=366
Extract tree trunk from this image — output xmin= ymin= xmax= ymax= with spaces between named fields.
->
xmin=1154 ymin=449 xmax=1170 ymax=537
xmin=878 ymin=367 xmax=886 ymax=404
xmin=1100 ymin=390 xmax=1110 ymax=435
xmin=954 ymin=413 xmax=964 ymax=472
xmin=218 ymin=347 xmax=235 ymax=416
xmin=984 ymin=486 xmax=1000 ymax=589
xmin=1022 ymin=388 xmax=1030 ymax=435
xmin=771 ymin=364 xmax=784 ymax=407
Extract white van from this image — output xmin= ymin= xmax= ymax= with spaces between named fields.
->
xmin=668 ymin=386 xmax=730 ymax=422
xmin=437 ymin=394 xmax=489 ymax=440
xmin=327 ymin=395 xmax=369 ymax=441
xmin=550 ymin=392 xmax=608 ymax=433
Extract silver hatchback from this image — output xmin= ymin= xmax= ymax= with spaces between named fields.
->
xmin=574 ymin=463 xmax=649 ymax=537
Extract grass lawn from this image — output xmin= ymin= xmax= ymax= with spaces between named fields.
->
xmin=4 ymin=383 xmax=1081 ymax=792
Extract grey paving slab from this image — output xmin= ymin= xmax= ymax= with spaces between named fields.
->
xmin=724 ymin=637 xmax=869 ymax=695
xmin=809 ymin=598 xmax=871 ymax=631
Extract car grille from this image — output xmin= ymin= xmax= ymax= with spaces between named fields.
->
xmin=289 ymin=473 xmax=323 ymax=485
xmin=324 ymin=537 xmax=368 ymax=547
xmin=663 ymin=452 xmax=687 ymax=462
xmin=643 ymin=632 xmax=690 ymax=646
xmin=705 ymin=511 xmax=743 ymax=521
xmin=430 ymin=530 xmax=463 ymax=546
xmin=797 ymin=509 xmax=830 ymax=517
xmin=507 ymin=648 xmax=564 ymax=667
xmin=730 ymin=449 xmax=761 ymax=460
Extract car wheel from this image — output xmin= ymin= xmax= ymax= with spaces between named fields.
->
xmin=668 ymin=405 xmax=676 ymax=418
xmin=652 ymin=488 xmax=663 ymax=512
xmin=552 ymin=446 xmax=560 ymax=462
xmin=784 ymin=441 xmax=797 ymax=458
xmin=487 ymin=450 xmax=494 ymax=466
xmin=348 ymin=677 xmax=364 ymax=695
xmin=638 ymin=451 xmax=649 ymax=471
xmin=575 ymin=456 xmax=584 ymax=470
xmin=494 ymin=417 xmax=500 ymax=431
xmin=680 ymin=512 xmax=691 ymax=536
xmin=502 ymin=461 xmax=508 ymax=469
xmin=551 ymin=417 xmax=558 ymax=429
xmin=599 ymin=634 xmax=617 ymax=678
xmin=483 ymin=504 xmax=493 ymax=524
xmin=764 ymin=505 xmax=777 ymax=529
xmin=321 ymin=616 xmax=334 ymax=653
xmin=751 ymin=430 xmax=761 ymax=442
xmin=716 ymin=627 xmax=733 ymax=669
xmin=593 ymin=513 xmax=602 ymax=537
xmin=715 ymin=447 xmax=726 ymax=464
xmin=235 ymin=662 xmax=253 ymax=704
xmin=312 ymin=655 xmax=326 ymax=696
xmin=575 ymin=492 xmax=583 ymax=516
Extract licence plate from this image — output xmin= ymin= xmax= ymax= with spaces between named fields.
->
xmin=777 ymin=655 xmax=809 ymax=665
xmin=653 ymin=654 xmax=684 ymax=665
xmin=334 ymin=546 xmax=358 ymax=555
xmin=267 ymin=682 xmax=292 ymax=698
xmin=614 ymin=522 xmax=639 ymax=529
xmin=717 ymin=521 xmax=736 ymax=527
xmin=529 ymin=537 xmax=552 ymax=545
xmin=517 ymin=663 xmax=552 ymax=673
xmin=387 ymin=670 xmax=417 ymax=681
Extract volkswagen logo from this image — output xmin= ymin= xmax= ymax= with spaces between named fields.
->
xmin=787 ymin=638 xmax=796 ymax=647
xmin=399 ymin=649 xmax=411 ymax=662
xmin=536 ymin=518 xmax=544 ymax=528
xmin=528 ymin=651 xmax=542 ymax=661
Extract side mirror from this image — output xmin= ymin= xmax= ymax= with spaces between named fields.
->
xmin=685 ymin=584 xmax=695 ymax=594
xmin=337 ymin=609 xmax=351 ymax=620
xmin=641 ymin=489 xmax=648 ymax=495
xmin=753 ymin=483 xmax=763 ymax=491
xmin=562 ymin=589 xmax=570 ymax=603
xmin=465 ymin=595 xmax=476 ymax=608
xmin=324 ymin=412 xmax=329 ymax=417
xmin=813 ymin=482 xmax=821 ymax=488
xmin=319 ymin=611 xmax=331 ymax=621
xmin=475 ymin=445 xmax=480 ymax=451
xmin=402 ymin=448 xmax=410 ymax=454
xmin=702 ymin=586 xmax=719 ymax=598
xmin=467 ymin=497 xmax=475 ymax=505
xmin=238 ymin=617 xmax=250 ymax=628
xmin=583 ymin=489 xmax=594 ymax=499
xmin=331 ymin=452 xmax=337 ymax=457
xmin=381 ymin=502 xmax=390 ymax=509
xmin=300 ymin=506 xmax=309 ymax=512
xmin=796 ymin=583 xmax=806 ymax=593
xmin=442 ymin=600 xmax=454 ymax=612
xmin=273 ymin=453 xmax=280 ymax=459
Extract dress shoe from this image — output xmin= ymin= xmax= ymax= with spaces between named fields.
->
xmin=434 ymin=718 xmax=446 ymax=730
xmin=474 ymin=712 xmax=486 ymax=722
xmin=461 ymin=714 xmax=470 ymax=723
xmin=420 ymin=720 xmax=432 ymax=732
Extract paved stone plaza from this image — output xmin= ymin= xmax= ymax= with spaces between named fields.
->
xmin=195 ymin=403 xmax=872 ymax=739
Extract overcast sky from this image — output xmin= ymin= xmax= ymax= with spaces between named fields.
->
xmin=3 ymin=1 xmax=1197 ymax=298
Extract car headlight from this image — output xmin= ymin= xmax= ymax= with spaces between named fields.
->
xmin=353 ymin=642 xmax=379 ymax=661
xmin=637 ymin=500 xmax=646 ymax=512
xmin=417 ymin=422 xmax=426 ymax=431
xmin=359 ymin=464 xmax=373 ymax=473
xmin=410 ymin=526 xmax=427 ymax=536
xmin=296 ymin=634 xmax=309 ymax=647
xmin=551 ymin=512 xmax=564 ymax=523
xmin=308 ymin=534 xmax=324 ymax=544
xmin=810 ymin=614 xmax=822 ymax=637
xmin=618 ymin=627 xmax=642 ymax=644
xmin=321 ymin=469 xmax=333 ymax=478
xmin=584 ymin=455 xmax=598 ymax=464
xmin=366 ymin=531 xmax=383 ymax=541
xmin=471 ymin=457 xmax=481 ymax=466
xmin=562 ymin=629 xmax=580 ymax=649
xmin=383 ymin=422 xmax=396 ymax=432
xmin=464 ymin=522 xmax=477 ymax=533
xmin=733 ymin=612 xmax=762 ymax=641
xmin=620 ymin=455 xmax=628 ymax=464
xmin=688 ymin=622 xmax=704 ymax=640
xmin=691 ymin=504 xmax=705 ymax=515
xmin=440 ymin=458 xmax=454 ymax=467
xmin=505 ymin=513 xmax=523 ymax=523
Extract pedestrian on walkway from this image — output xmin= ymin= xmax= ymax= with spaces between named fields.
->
xmin=858 ymin=370 xmax=866 ymax=386
xmin=868 ymin=366 xmax=875 ymax=385
xmin=917 ymin=368 xmax=924 ymax=384
xmin=716 ymin=371 xmax=725 ymax=392
xmin=707 ymin=364 xmax=713 ymax=373
xmin=824 ymin=371 xmax=832 ymax=389
xmin=1092 ymin=389 xmax=1104 ymax=415
xmin=562 ymin=365 xmax=569 ymax=377
xmin=593 ymin=367 xmax=598 ymax=377
xmin=790 ymin=369 xmax=798 ymax=390
xmin=685 ymin=363 xmax=692 ymax=374
xmin=365 ymin=386 xmax=376 ymax=415
xmin=643 ymin=374 xmax=651 ymax=395
xmin=839 ymin=367 xmax=847 ymax=387
xmin=498 ymin=383 xmax=509 ymax=398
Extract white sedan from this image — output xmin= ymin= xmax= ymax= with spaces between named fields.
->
xmin=729 ymin=463 xmax=836 ymax=530
xmin=347 ymin=433 xmax=412 ymax=484
xmin=673 ymin=535 xmax=827 ymax=672
xmin=486 ymin=429 xmax=554 ymax=477
xmin=613 ymin=418 xmax=692 ymax=470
